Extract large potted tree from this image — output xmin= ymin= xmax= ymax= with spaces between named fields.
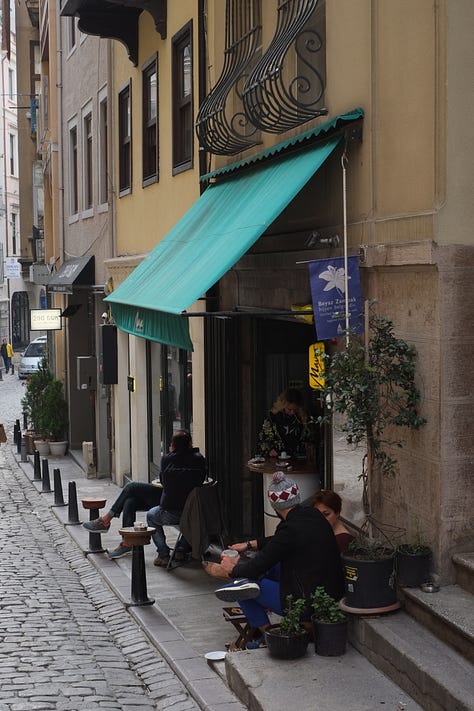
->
xmin=22 ymin=356 xmax=54 ymax=455
xmin=315 ymin=308 xmax=426 ymax=610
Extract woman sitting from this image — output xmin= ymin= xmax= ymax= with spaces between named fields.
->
xmin=310 ymin=490 xmax=355 ymax=553
xmin=258 ymin=388 xmax=310 ymax=458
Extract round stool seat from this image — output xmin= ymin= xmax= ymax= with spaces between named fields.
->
xmin=81 ymin=497 xmax=107 ymax=510
xmin=119 ymin=527 xmax=156 ymax=546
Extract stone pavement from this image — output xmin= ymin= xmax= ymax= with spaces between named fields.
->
xmin=0 ymin=370 xmax=423 ymax=711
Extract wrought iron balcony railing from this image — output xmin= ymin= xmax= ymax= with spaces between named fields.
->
xmin=195 ymin=0 xmax=261 ymax=155
xmin=242 ymin=0 xmax=327 ymax=133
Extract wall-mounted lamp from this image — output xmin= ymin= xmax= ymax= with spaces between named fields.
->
xmin=305 ymin=231 xmax=340 ymax=249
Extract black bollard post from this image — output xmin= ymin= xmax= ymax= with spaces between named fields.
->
xmin=20 ymin=437 xmax=28 ymax=463
xmin=41 ymin=458 xmax=52 ymax=493
xmin=52 ymin=468 xmax=67 ymax=507
xmin=33 ymin=450 xmax=42 ymax=480
xmin=14 ymin=422 xmax=19 ymax=446
xmin=65 ymin=481 xmax=81 ymax=525
xmin=82 ymin=499 xmax=107 ymax=555
xmin=0 ymin=368 xmax=3 ymax=381
xmin=130 ymin=545 xmax=155 ymax=606
xmin=16 ymin=428 xmax=22 ymax=454
xmin=23 ymin=413 xmax=27 ymax=430
xmin=11 ymin=363 xmax=14 ymax=375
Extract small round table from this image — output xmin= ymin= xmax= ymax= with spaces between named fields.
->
xmin=248 ymin=458 xmax=321 ymax=535
xmin=82 ymin=497 xmax=107 ymax=554
xmin=119 ymin=527 xmax=156 ymax=607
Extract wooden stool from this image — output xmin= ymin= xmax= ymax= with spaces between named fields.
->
xmin=222 ymin=606 xmax=255 ymax=650
xmin=82 ymin=497 xmax=107 ymax=555
xmin=119 ymin=527 xmax=156 ymax=607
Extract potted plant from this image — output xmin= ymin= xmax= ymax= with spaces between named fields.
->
xmin=314 ymin=308 xmax=426 ymax=610
xmin=22 ymin=356 xmax=54 ymax=455
xmin=41 ymin=378 xmax=69 ymax=456
xmin=396 ymin=524 xmax=432 ymax=588
xmin=22 ymin=356 xmax=69 ymax=456
xmin=264 ymin=595 xmax=309 ymax=659
xmin=310 ymin=586 xmax=348 ymax=656
xmin=342 ymin=536 xmax=398 ymax=610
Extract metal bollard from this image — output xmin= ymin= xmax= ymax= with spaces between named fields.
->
xmin=16 ymin=428 xmax=22 ymax=454
xmin=20 ymin=437 xmax=28 ymax=463
xmin=14 ymin=422 xmax=20 ymax=446
xmin=11 ymin=363 xmax=14 ymax=375
xmin=65 ymin=481 xmax=81 ymax=525
xmin=23 ymin=413 xmax=27 ymax=430
xmin=52 ymin=468 xmax=67 ymax=507
xmin=33 ymin=450 xmax=42 ymax=480
xmin=0 ymin=368 xmax=3 ymax=381
xmin=41 ymin=458 xmax=52 ymax=493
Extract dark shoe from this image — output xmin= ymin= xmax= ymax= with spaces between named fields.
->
xmin=154 ymin=555 xmax=171 ymax=567
xmin=174 ymin=551 xmax=187 ymax=562
xmin=83 ymin=517 xmax=110 ymax=532
xmin=245 ymin=635 xmax=267 ymax=650
xmin=107 ymin=544 xmax=132 ymax=559
xmin=214 ymin=578 xmax=260 ymax=602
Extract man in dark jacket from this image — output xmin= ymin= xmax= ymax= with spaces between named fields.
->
xmin=205 ymin=471 xmax=344 ymax=648
xmin=147 ymin=430 xmax=206 ymax=566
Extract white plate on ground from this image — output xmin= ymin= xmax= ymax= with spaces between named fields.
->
xmin=205 ymin=651 xmax=227 ymax=662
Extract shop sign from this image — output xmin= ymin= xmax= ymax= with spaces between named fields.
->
xmin=30 ymin=308 xmax=62 ymax=331
xmin=5 ymin=257 xmax=21 ymax=278
xmin=309 ymin=342 xmax=325 ymax=390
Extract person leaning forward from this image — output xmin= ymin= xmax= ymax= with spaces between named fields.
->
xmin=205 ymin=471 xmax=344 ymax=649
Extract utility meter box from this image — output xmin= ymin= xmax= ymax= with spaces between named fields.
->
xmin=77 ymin=356 xmax=97 ymax=391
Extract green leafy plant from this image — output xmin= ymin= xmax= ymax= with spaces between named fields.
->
xmin=21 ymin=355 xmax=54 ymax=435
xmin=315 ymin=308 xmax=426 ymax=478
xmin=21 ymin=355 xmax=68 ymax=441
xmin=310 ymin=587 xmax=347 ymax=624
xmin=40 ymin=378 xmax=69 ymax=441
xmin=279 ymin=595 xmax=306 ymax=635
xmin=346 ymin=536 xmax=395 ymax=561
xmin=397 ymin=519 xmax=431 ymax=555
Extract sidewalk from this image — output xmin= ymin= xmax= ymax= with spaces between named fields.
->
xmin=14 ymin=447 xmax=422 ymax=711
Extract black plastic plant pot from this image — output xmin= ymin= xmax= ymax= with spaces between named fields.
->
xmin=264 ymin=625 xmax=309 ymax=660
xmin=342 ymin=550 xmax=397 ymax=609
xmin=312 ymin=618 xmax=347 ymax=656
xmin=396 ymin=547 xmax=432 ymax=587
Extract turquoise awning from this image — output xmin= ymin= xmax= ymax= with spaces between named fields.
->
xmin=106 ymin=135 xmax=343 ymax=350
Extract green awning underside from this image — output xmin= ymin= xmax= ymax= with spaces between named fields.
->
xmin=106 ymin=133 xmax=346 ymax=350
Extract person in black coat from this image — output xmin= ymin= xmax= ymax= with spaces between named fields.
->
xmin=147 ymin=430 xmax=206 ymax=566
xmin=205 ymin=471 xmax=344 ymax=647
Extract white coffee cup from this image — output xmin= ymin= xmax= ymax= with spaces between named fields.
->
xmin=134 ymin=521 xmax=147 ymax=531
xmin=281 ymin=451 xmax=288 ymax=458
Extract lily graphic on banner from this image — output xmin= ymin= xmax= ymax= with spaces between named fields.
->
xmin=308 ymin=256 xmax=364 ymax=340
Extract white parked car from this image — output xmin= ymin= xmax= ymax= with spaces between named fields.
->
xmin=18 ymin=336 xmax=47 ymax=379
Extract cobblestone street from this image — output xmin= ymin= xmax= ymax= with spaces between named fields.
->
xmin=0 ymin=371 xmax=198 ymax=711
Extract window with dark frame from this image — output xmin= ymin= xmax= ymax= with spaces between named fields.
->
xmin=69 ymin=124 xmax=78 ymax=215
xmin=99 ymin=94 xmax=108 ymax=205
xmin=83 ymin=111 xmax=93 ymax=210
xmin=172 ymin=22 xmax=193 ymax=173
xmin=142 ymin=55 xmax=158 ymax=185
xmin=118 ymin=83 xmax=132 ymax=194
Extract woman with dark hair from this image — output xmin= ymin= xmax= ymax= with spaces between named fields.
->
xmin=310 ymin=490 xmax=354 ymax=553
xmin=258 ymin=388 xmax=310 ymax=458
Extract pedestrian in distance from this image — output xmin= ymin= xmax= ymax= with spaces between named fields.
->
xmin=204 ymin=471 xmax=344 ymax=649
xmin=1 ymin=338 xmax=14 ymax=374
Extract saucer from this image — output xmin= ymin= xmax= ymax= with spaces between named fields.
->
xmin=205 ymin=650 xmax=227 ymax=662
xmin=279 ymin=455 xmax=291 ymax=460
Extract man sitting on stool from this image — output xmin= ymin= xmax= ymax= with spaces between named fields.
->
xmin=147 ymin=430 xmax=207 ymax=567
xmin=204 ymin=471 xmax=344 ymax=649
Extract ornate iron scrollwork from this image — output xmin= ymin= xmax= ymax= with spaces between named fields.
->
xmin=195 ymin=1 xmax=261 ymax=155
xmin=243 ymin=0 xmax=327 ymax=133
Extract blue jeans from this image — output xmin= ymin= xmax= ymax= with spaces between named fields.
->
xmin=238 ymin=577 xmax=283 ymax=629
xmin=110 ymin=482 xmax=162 ymax=529
xmin=147 ymin=506 xmax=190 ymax=558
